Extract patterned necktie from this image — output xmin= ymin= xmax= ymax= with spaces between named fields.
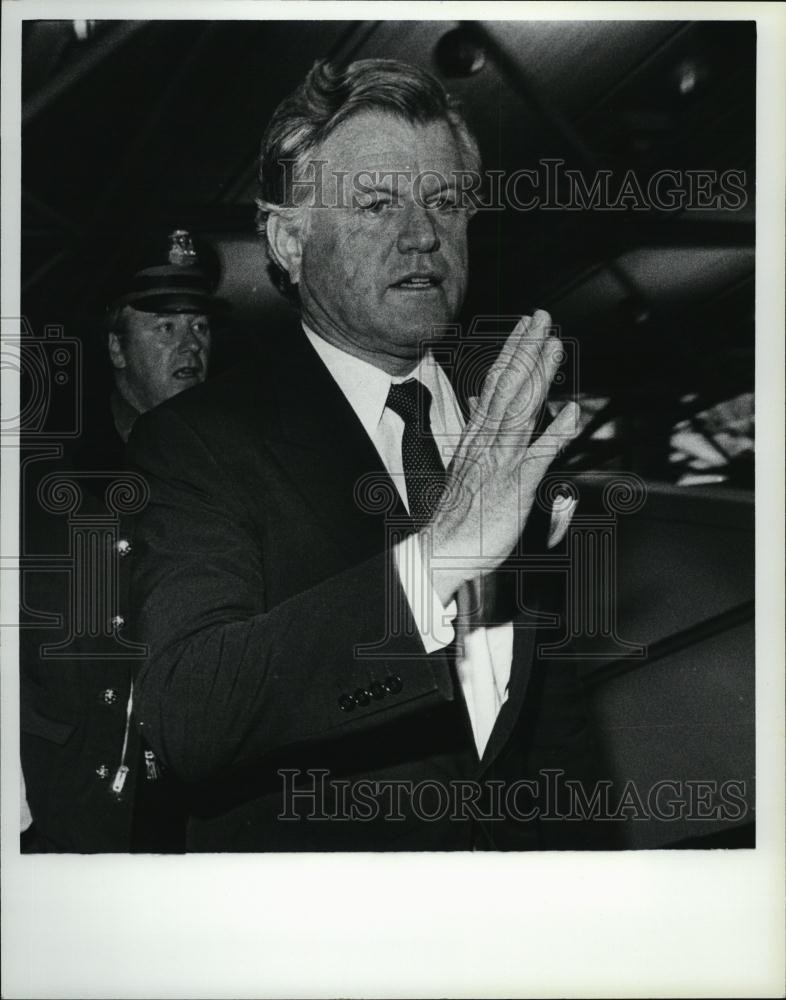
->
xmin=385 ymin=378 xmax=447 ymax=528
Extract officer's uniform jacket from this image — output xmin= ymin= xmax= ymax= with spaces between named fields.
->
xmin=19 ymin=402 xmax=167 ymax=852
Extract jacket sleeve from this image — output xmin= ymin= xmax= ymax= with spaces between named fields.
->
xmin=127 ymin=406 xmax=455 ymax=785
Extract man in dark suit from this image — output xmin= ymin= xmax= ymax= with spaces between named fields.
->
xmin=128 ymin=59 xmax=600 ymax=852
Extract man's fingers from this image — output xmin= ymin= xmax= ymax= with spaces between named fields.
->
xmin=505 ymin=333 xmax=565 ymax=447
xmin=518 ymin=333 xmax=568 ymax=441
xmin=482 ymin=310 xmax=552 ymax=430
xmin=480 ymin=313 xmax=535 ymax=406
xmin=464 ymin=314 xmax=531 ymax=436
xmin=456 ymin=310 xmax=562 ymax=472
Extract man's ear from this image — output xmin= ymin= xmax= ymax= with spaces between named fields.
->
xmin=107 ymin=332 xmax=126 ymax=371
xmin=267 ymin=212 xmax=304 ymax=285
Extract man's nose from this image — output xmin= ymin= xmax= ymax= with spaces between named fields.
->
xmin=180 ymin=326 xmax=208 ymax=352
xmin=396 ymin=203 xmax=440 ymax=255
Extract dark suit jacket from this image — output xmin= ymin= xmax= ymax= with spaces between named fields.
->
xmin=127 ymin=321 xmax=601 ymax=851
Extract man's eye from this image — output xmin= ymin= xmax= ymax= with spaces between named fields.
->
xmin=429 ymin=193 xmax=462 ymax=212
xmin=358 ymin=194 xmax=393 ymax=214
xmin=156 ymin=321 xmax=175 ymax=334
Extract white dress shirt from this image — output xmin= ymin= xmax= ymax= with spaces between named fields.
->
xmin=304 ymin=326 xmax=574 ymax=758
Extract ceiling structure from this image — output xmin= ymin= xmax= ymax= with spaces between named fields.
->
xmin=20 ymin=18 xmax=756 ymax=484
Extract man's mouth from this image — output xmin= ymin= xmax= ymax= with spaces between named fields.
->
xmin=392 ymin=272 xmax=442 ymax=291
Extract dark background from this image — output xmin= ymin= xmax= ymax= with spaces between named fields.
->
xmin=21 ymin=18 xmax=755 ymax=482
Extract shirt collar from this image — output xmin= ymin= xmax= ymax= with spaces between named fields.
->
xmin=303 ymin=323 xmax=449 ymax=439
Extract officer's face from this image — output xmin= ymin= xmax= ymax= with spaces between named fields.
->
xmin=109 ymin=307 xmax=211 ymax=412
xmin=292 ymin=111 xmax=473 ymax=375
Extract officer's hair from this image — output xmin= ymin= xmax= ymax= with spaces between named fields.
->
xmin=255 ymin=58 xmax=481 ymax=303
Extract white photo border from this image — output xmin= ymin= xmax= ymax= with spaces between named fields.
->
xmin=2 ymin=3 xmax=784 ymax=998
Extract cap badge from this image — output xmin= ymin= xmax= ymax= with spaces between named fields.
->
xmin=167 ymin=229 xmax=198 ymax=266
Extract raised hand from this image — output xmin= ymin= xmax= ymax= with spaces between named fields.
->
xmin=424 ymin=310 xmax=580 ymax=605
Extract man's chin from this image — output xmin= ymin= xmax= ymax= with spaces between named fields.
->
xmin=382 ymin=304 xmax=457 ymax=346
xmin=161 ymin=375 xmax=201 ymax=403
xmin=388 ymin=322 xmax=454 ymax=351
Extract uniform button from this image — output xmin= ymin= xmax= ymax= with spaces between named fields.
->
xmin=353 ymin=687 xmax=371 ymax=707
xmin=115 ymin=539 xmax=132 ymax=557
xmin=96 ymin=765 xmax=110 ymax=779
xmin=338 ymin=693 xmax=355 ymax=712
xmin=384 ymin=674 xmax=403 ymax=694
xmin=110 ymin=615 xmax=125 ymax=630
xmin=101 ymin=688 xmax=118 ymax=705
xmin=369 ymin=682 xmax=386 ymax=700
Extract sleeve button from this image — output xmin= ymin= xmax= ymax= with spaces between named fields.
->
xmin=369 ymin=682 xmax=385 ymax=700
xmin=353 ymin=687 xmax=371 ymax=707
xmin=338 ymin=693 xmax=355 ymax=712
xmin=384 ymin=675 xmax=403 ymax=695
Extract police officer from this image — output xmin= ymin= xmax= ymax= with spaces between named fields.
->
xmin=20 ymin=230 xmax=220 ymax=852
xmin=106 ymin=228 xmax=213 ymax=443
